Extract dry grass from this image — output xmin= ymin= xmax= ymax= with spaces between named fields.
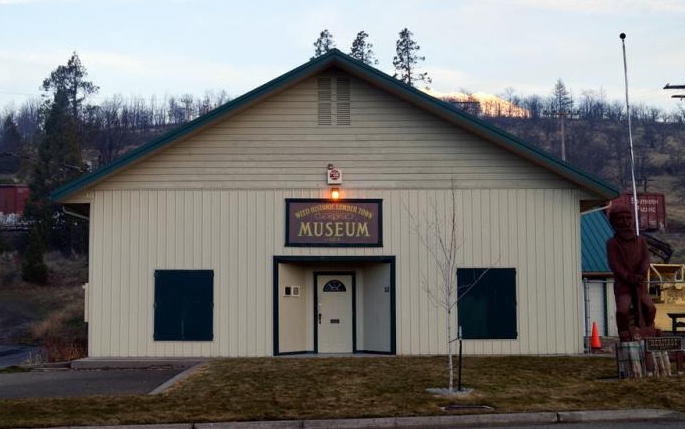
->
xmin=1 ymin=356 xmax=685 ymax=428
xmin=0 ymin=251 xmax=87 ymax=356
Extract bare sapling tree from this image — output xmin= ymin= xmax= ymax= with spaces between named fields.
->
xmin=405 ymin=183 xmax=493 ymax=393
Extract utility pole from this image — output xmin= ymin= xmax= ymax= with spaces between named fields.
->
xmin=552 ymin=111 xmax=568 ymax=161
xmin=663 ymin=83 xmax=685 ymax=100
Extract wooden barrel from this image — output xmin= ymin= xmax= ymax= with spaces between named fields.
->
xmin=616 ymin=341 xmax=645 ymax=379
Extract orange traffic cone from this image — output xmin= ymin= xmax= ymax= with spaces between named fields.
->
xmin=590 ymin=322 xmax=602 ymax=350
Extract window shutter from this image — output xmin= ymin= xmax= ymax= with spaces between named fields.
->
xmin=457 ymin=268 xmax=517 ymax=340
xmin=154 ymin=270 xmax=214 ymax=341
xmin=317 ymin=77 xmax=332 ymax=125
xmin=336 ymin=77 xmax=350 ymax=125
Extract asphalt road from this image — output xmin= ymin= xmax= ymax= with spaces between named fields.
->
xmin=0 ymin=368 xmax=184 ymax=398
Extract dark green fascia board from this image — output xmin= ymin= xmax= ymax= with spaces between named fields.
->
xmin=52 ymin=48 xmax=619 ymax=202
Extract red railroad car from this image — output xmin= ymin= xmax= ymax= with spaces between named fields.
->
xmin=609 ymin=193 xmax=667 ymax=231
xmin=0 ymin=184 xmax=30 ymax=215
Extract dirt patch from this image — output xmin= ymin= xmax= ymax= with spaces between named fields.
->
xmin=0 ymin=251 xmax=87 ymax=350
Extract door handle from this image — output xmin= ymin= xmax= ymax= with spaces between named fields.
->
xmin=318 ymin=313 xmax=322 ymax=324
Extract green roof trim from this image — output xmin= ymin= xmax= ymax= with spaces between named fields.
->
xmin=52 ymin=48 xmax=620 ymax=202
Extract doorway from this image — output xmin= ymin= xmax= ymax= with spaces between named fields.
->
xmin=273 ymin=256 xmax=396 ymax=356
xmin=315 ymin=272 xmax=355 ymax=353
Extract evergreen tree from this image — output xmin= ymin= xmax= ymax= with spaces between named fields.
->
xmin=550 ymin=79 xmax=573 ymax=114
xmin=24 ymin=54 xmax=94 ymax=253
xmin=349 ymin=31 xmax=378 ymax=65
xmin=312 ymin=29 xmax=336 ymax=59
xmin=42 ymin=52 xmax=99 ymax=120
xmin=0 ymin=231 xmax=8 ymax=254
xmin=393 ymin=28 xmax=431 ymax=87
xmin=22 ymin=226 xmax=48 ymax=284
xmin=0 ymin=114 xmax=23 ymax=173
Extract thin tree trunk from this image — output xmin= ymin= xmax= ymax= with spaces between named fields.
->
xmin=448 ymin=301 xmax=453 ymax=391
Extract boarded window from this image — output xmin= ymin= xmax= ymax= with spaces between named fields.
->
xmin=154 ymin=270 xmax=213 ymax=341
xmin=457 ymin=268 xmax=517 ymax=340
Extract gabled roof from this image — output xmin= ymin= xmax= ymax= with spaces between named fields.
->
xmin=581 ymin=211 xmax=614 ymax=276
xmin=51 ymin=48 xmax=620 ymax=202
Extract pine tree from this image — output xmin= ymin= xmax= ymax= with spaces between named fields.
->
xmin=42 ymin=52 xmax=99 ymax=120
xmin=22 ymin=226 xmax=48 ymax=284
xmin=393 ymin=28 xmax=431 ymax=87
xmin=550 ymin=79 xmax=573 ymax=114
xmin=349 ymin=31 xmax=378 ymax=65
xmin=24 ymin=53 xmax=95 ymax=253
xmin=0 ymin=115 xmax=23 ymax=173
xmin=0 ymin=231 xmax=8 ymax=254
xmin=312 ymin=29 xmax=336 ymax=59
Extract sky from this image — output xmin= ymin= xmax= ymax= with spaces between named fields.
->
xmin=1 ymin=0 xmax=684 ymax=112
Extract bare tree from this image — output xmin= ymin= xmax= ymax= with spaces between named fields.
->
xmin=405 ymin=182 xmax=493 ymax=392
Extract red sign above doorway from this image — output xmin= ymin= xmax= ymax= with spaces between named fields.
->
xmin=285 ymin=199 xmax=382 ymax=247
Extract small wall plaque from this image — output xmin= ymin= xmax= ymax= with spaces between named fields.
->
xmin=644 ymin=336 xmax=683 ymax=351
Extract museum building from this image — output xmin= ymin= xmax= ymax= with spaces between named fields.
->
xmin=53 ymin=49 xmax=619 ymax=358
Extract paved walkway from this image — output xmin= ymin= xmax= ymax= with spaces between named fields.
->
xmin=0 ymin=368 xmax=184 ymax=398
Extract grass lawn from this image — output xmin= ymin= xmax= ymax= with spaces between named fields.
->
xmin=2 ymin=355 xmax=685 ymax=428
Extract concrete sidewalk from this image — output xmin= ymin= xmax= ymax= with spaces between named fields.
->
xmin=38 ymin=409 xmax=685 ymax=429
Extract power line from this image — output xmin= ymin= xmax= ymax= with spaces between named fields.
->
xmin=663 ymin=82 xmax=685 ymax=100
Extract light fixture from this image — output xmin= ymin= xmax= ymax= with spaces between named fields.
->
xmin=331 ymin=188 xmax=340 ymax=200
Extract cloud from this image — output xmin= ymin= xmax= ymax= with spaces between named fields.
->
xmin=0 ymin=0 xmax=73 ymax=4
xmin=501 ymin=0 xmax=685 ymax=14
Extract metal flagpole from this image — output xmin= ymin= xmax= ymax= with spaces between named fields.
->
xmin=620 ymin=32 xmax=640 ymax=236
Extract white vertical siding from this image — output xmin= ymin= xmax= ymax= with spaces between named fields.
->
xmin=87 ymin=187 xmax=582 ymax=357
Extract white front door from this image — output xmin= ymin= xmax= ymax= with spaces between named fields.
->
xmin=317 ymin=274 xmax=353 ymax=353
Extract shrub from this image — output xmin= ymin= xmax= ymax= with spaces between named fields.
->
xmin=22 ymin=227 xmax=48 ymax=284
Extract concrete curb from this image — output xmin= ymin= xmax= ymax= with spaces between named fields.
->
xmin=557 ymin=408 xmax=684 ymax=422
xmin=71 ymin=358 xmax=208 ymax=370
xmin=149 ymin=362 xmax=207 ymax=395
xmin=31 ymin=408 xmax=685 ymax=429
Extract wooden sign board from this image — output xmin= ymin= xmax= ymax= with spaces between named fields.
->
xmin=285 ymin=199 xmax=382 ymax=247
xmin=644 ymin=336 xmax=684 ymax=352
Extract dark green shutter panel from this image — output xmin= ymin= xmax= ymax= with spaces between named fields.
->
xmin=457 ymin=268 xmax=517 ymax=340
xmin=154 ymin=271 xmax=184 ymax=340
xmin=154 ymin=270 xmax=213 ymax=341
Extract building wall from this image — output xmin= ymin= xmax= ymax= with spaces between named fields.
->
xmin=82 ymin=69 xmax=586 ymax=357
xmin=360 ymin=263 xmax=392 ymax=353
xmin=278 ymin=264 xmax=308 ymax=353
xmin=86 ymin=187 xmax=583 ymax=357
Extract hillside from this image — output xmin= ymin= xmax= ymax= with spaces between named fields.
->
xmin=483 ymin=114 xmax=685 ymax=261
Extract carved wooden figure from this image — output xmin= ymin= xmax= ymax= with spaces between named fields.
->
xmin=606 ymin=204 xmax=657 ymax=342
